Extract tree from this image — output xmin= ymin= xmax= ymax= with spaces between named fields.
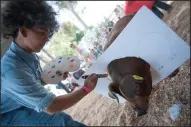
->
xmin=47 ymin=21 xmax=81 ymax=57
xmin=75 ymin=30 xmax=84 ymax=44
xmin=61 ymin=22 xmax=85 ymax=44
xmin=55 ymin=1 xmax=88 ymax=29
xmin=61 ymin=21 xmax=79 ymax=37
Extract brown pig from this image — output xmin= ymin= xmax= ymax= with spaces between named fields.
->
xmin=106 ymin=56 xmax=152 ymax=117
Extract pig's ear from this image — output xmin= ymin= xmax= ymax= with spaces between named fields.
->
xmin=119 ymin=75 xmax=142 ymax=99
xmin=108 ymin=83 xmax=120 ymax=103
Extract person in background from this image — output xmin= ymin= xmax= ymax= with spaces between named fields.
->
xmin=93 ymin=46 xmax=102 ymax=57
xmin=124 ymin=0 xmax=172 ymax=19
xmin=107 ymin=20 xmax=114 ymax=32
xmin=70 ymin=43 xmax=95 ymax=63
xmin=93 ymin=42 xmax=103 ymax=55
xmin=97 ymin=43 xmax=103 ymax=53
xmin=90 ymin=48 xmax=97 ymax=58
xmin=1 ymin=1 xmax=98 ymax=126
xmin=114 ymin=5 xmax=126 ymax=18
xmin=152 ymin=0 xmax=172 ymax=19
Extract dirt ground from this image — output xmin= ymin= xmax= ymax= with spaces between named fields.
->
xmin=65 ymin=1 xmax=190 ymax=126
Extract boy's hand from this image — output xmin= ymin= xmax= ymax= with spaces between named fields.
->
xmin=84 ymin=73 xmax=98 ymax=91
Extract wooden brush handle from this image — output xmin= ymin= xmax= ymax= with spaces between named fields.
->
xmin=81 ymin=74 xmax=108 ymax=79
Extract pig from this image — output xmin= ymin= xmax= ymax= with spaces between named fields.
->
xmin=106 ymin=56 xmax=152 ymax=117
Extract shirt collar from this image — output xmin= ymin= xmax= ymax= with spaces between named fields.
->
xmin=9 ymin=41 xmax=38 ymax=66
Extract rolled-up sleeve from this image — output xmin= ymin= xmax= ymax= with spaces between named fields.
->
xmin=2 ymin=67 xmax=56 ymax=112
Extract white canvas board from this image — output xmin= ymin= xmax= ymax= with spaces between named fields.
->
xmin=76 ymin=6 xmax=190 ymax=103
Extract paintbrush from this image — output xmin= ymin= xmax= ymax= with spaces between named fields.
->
xmin=81 ymin=74 xmax=108 ymax=79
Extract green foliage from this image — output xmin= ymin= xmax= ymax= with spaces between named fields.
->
xmin=54 ymin=1 xmax=88 ymax=30
xmin=46 ymin=1 xmax=87 ymax=57
xmin=55 ymin=1 xmax=68 ymax=9
xmin=55 ymin=1 xmax=77 ymax=10
xmin=47 ymin=21 xmax=83 ymax=57
xmin=76 ymin=31 xmax=84 ymax=44
xmin=61 ymin=21 xmax=78 ymax=37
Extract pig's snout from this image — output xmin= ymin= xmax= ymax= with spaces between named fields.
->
xmin=135 ymin=108 xmax=147 ymax=117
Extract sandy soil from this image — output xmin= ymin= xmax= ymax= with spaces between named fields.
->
xmin=64 ymin=1 xmax=190 ymax=126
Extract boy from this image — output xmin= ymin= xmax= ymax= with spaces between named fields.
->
xmin=1 ymin=1 xmax=98 ymax=126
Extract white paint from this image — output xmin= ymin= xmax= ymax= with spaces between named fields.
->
xmin=76 ymin=6 xmax=190 ymax=103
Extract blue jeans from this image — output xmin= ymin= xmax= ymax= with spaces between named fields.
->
xmin=152 ymin=6 xmax=164 ymax=19
xmin=154 ymin=0 xmax=170 ymax=11
xmin=1 ymin=107 xmax=86 ymax=126
xmin=152 ymin=0 xmax=171 ymax=19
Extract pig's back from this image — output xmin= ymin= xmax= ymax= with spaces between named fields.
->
xmin=107 ymin=57 xmax=150 ymax=79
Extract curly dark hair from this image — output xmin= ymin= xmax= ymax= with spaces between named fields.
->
xmin=1 ymin=1 xmax=59 ymax=40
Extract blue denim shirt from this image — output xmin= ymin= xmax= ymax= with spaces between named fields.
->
xmin=1 ymin=42 xmax=56 ymax=114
